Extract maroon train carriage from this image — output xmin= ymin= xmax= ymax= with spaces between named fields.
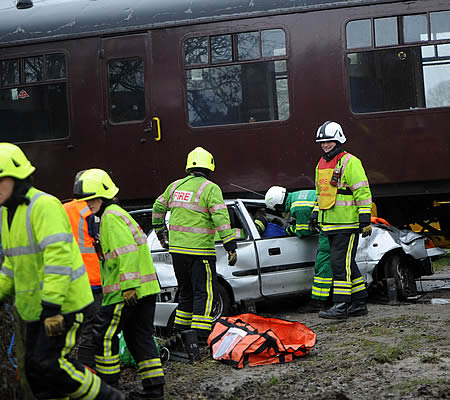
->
xmin=0 ymin=0 xmax=449 ymax=237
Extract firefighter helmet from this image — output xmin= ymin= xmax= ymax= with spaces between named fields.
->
xmin=316 ymin=121 xmax=346 ymax=144
xmin=186 ymin=147 xmax=215 ymax=172
xmin=74 ymin=168 xmax=119 ymax=201
xmin=265 ymin=186 xmax=287 ymax=210
xmin=0 ymin=143 xmax=35 ymax=179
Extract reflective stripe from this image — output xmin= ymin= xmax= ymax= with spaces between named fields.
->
xmin=194 ymin=180 xmax=211 ymax=204
xmin=44 ymin=265 xmax=72 ymax=276
xmin=141 ymin=273 xmax=157 ymax=283
xmin=105 ymin=244 xmax=138 ymax=260
xmin=77 ymin=206 xmax=96 ymax=254
xmin=104 ymin=303 xmax=123 ymax=357
xmin=321 ymin=223 xmax=359 ymax=231
xmin=120 ymin=271 xmax=141 ymax=281
xmin=335 ymin=200 xmax=356 ymax=207
xmin=209 ymin=203 xmax=227 ymax=214
xmin=222 ymin=233 xmax=235 ymax=244
xmin=152 ymin=212 xmax=165 ymax=219
xmin=102 ymin=272 xmax=157 ymax=294
xmin=356 ymin=198 xmax=372 ymax=206
xmin=103 ymin=283 xmax=121 ymax=294
xmin=350 ymin=181 xmax=369 ymax=191
xmin=168 ymin=201 xmax=208 ymax=213
xmin=340 ymin=153 xmax=353 ymax=176
xmin=170 ymin=225 xmax=216 ymax=234
xmin=71 ymin=264 xmax=86 ymax=281
xmin=292 ymin=201 xmax=316 ymax=207
xmin=216 ymin=224 xmax=231 ymax=232
xmin=156 ymin=195 xmax=168 ymax=208
xmin=345 ymin=234 xmax=356 ymax=281
xmin=0 ymin=266 xmax=14 ymax=279
xmin=40 ymin=233 xmax=73 ymax=250
xmin=204 ymin=259 xmax=214 ymax=318
xmin=169 ymin=246 xmax=216 ymax=256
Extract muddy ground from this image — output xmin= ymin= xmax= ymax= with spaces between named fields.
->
xmin=1 ymin=261 xmax=449 ymax=400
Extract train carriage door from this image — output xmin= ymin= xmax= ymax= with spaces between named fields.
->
xmin=101 ymin=34 xmax=160 ymax=201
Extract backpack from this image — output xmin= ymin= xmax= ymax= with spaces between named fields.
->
xmin=208 ymin=313 xmax=316 ymax=368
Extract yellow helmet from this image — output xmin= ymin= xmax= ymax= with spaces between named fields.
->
xmin=185 ymin=147 xmax=215 ymax=172
xmin=0 ymin=143 xmax=35 ymax=179
xmin=74 ymin=168 xmax=119 ymax=201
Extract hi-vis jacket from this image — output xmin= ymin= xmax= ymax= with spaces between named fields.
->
xmin=63 ymin=199 xmax=101 ymax=287
xmin=285 ymin=190 xmax=316 ymax=238
xmin=313 ymin=151 xmax=372 ymax=234
xmin=0 ymin=187 xmax=93 ymax=321
xmin=152 ymin=175 xmax=237 ymax=257
xmin=99 ymin=204 xmax=160 ymax=305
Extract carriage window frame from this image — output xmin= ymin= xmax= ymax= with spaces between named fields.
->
xmin=0 ymin=52 xmax=69 ymax=143
xmin=345 ymin=10 xmax=450 ymax=115
xmin=184 ymin=28 xmax=290 ymax=128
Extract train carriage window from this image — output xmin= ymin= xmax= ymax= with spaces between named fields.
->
xmin=46 ymin=54 xmax=66 ymax=80
xmin=374 ymin=17 xmax=398 ymax=47
xmin=107 ymin=58 xmax=145 ymax=123
xmin=403 ymin=14 xmax=428 ymax=43
xmin=237 ymin=32 xmax=260 ymax=60
xmin=211 ymin=35 xmax=232 ymax=64
xmin=185 ymin=37 xmax=208 ymax=65
xmin=262 ymin=29 xmax=286 ymax=57
xmin=25 ymin=56 xmax=43 ymax=83
xmin=0 ymin=53 xmax=69 ymax=142
xmin=431 ymin=11 xmax=450 ymax=40
xmin=185 ymin=28 xmax=289 ymax=127
xmin=346 ymin=19 xmax=372 ymax=49
xmin=1 ymin=59 xmax=20 ymax=86
xmin=347 ymin=11 xmax=450 ymax=113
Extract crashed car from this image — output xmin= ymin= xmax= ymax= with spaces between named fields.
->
xmin=130 ymin=199 xmax=445 ymax=329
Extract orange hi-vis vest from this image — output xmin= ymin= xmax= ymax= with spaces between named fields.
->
xmin=317 ymin=152 xmax=348 ymax=210
xmin=63 ymin=199 xmax=101 ymax=287
xmin=208 ymin=313 xmax=316 ymax=369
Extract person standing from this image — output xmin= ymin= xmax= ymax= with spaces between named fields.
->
xmin=63 ymin=171 xmax=103 ymax=368
xmin=309 ymin=121 xmax=372 ymax=319
xmin=75 ymin=168 xmax=165 ymax=400
xmin=265 ymin=186 xmax=332 ymax=310
xmin=152 ymin=147 xmax=237 ymax=344
xmin=0 ymin=143 xmax=123 ymax=399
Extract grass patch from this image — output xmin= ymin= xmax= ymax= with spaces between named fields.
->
xmin=390 ymin=377 xmax=446 ymax=394
xmin=371 ymin=345 xmax=404 ymax=364
xmin=420 ymin=353 xmax=442 ymax=364
xmin=432 ymin=252 xmax=450 ymax=272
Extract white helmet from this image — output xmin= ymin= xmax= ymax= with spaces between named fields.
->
xmin=316 ymin=121 xmax=346 ymax=144
xmin=265 ymin=186 xmax=287 ymax=210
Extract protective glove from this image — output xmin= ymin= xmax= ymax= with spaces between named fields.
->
xmin=156 ymin=228 xmax=169 ymax=249
xmin=360 ymin=223 xmax=372 ymax=238
xmin=308 ymin=211 xmax=319 ymax=232
xmin=43 ymin=315 xmax=65 ymax=336
xmin=123 ymin=288 xmax=139 ymax=306
xmin=40 ymin=301 xmax=65 ymax=336
xmin=227 ymin=250 xmax=237 ymax=266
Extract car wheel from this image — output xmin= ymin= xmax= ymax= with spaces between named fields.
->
xmin=384 ymin=253 xmax=417 ymax=300
xmin=211 ymin=282 xmax=232 ymax=322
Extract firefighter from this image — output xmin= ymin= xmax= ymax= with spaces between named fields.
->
xmin=265 ymin=186 xmax=332 ymax=310
xmin=152 ymin=147 xmax=237 ymax=344
xmin=75 ymin=168 xmax=165 ymax=400
xmin=63 ymin=171 xmax=102 ymax=368
xmin=0 ymin=143 xmax=123 ymax=399
xmin=309 ymin=121 xmax=372 ymax=319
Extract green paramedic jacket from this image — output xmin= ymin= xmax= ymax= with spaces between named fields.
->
xmin=152 ymin=175 xmax=237 ymax=257
xmin=314 ymin=152 xmax=372 ymax=234
xmin=0 ymin=187 xmax=93 ymax=321
xmin=99 ymin=204 xmax=160 ymax=306
xmin=285 ymin=190 xmax=316 ymax=238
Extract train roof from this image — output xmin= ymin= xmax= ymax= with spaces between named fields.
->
xmin=0 ymin=0 xmax=406 ymax=47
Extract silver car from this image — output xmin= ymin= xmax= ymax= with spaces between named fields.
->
xmin=130 ymin=199 xmax=445 ymax=329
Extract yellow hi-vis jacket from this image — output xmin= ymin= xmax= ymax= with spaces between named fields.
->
xmin=314 ymin=152 xmax=372 ymax=234
xmin=152 ymin=175 xmax=237 ymax=257
xmin=99 ymin=204 xmax=160 ymax=306
xmin=0 ymin=187 xmax=93 ymax=321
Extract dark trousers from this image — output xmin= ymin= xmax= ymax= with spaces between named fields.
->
xmin=77 ymin=288 xmax=103 ymax=368
xmin=171 ymin=253 xmax=217 ymax=336
xmin=25 ymin=312 xmax=105 ymax=399
xmin=328 ymin=233 xmax=368 ymax=303
xmin=93 ymin=294 xmax=164 ymax=388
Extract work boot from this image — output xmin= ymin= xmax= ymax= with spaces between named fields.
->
xmin=129 ymin=384 xmax=164 ymax=400
xmin=348 ymin=300 xmax=368 ymax=317
xmin=181 ymin=329 xmax=200 ymax=362
xmin=308 ymin=299 xmax=327 ymax=312
xmin=319 ymin=302 xmax=349 ymax=320
xmin=98 ymin=381 xmax=125 ymax=400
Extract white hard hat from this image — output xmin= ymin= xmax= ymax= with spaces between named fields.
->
xmin=316 ymin=121 xmax=346 ymax=144
xmin=265 ymin=186 xmax=287 ymax=210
